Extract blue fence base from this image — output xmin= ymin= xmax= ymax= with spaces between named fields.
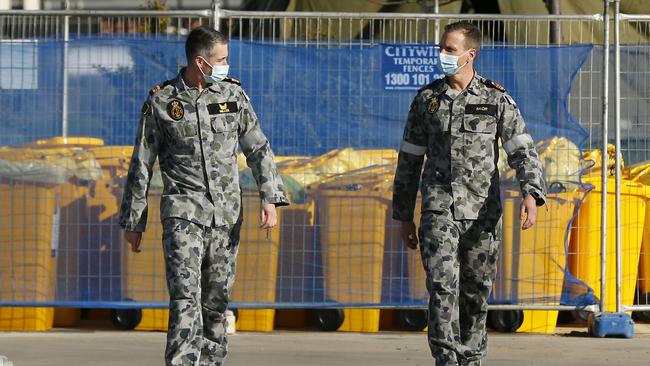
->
xmin=588 ymin=312 xmax=635 ymax=338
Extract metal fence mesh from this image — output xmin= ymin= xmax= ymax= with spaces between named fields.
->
xmin=0 ymin=10 xmax=649 ymax=331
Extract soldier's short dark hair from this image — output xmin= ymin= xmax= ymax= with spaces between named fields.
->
xmin=443 ymin=21 xmax=481 ymax=50
xmin=185 ymin=26 xmax=228 ymax=61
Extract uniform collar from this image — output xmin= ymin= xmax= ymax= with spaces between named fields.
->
xmin=207 ymin=82 xmax=223 ymax=93
xmin=175 ymin=67 xmax=221 ymax=95
xmin=466 ymin=72 xmax=484 ymax=96
xmin=430 ymin=78 xmax=448 ymax=97
xmin=444 ymin=71 xmax=482 ymax=96
xmin=173 ymin=67 xmax=191 ymax=93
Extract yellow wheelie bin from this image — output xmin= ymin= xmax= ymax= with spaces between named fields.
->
xmin=121 ymin=177 xmax=169 ymax=331
xmin=0 ymin=138 xmax=104 ymax=330
xmin=317 ymin=189 xmax=387 ymax=332
xmin=496 ymin=188 xmax=581 ymax=333
xmin=231 ymin=190 xmax=283 ymax=332
xmin=0 ymin=164 xmax=61 ymax=331
xmin=568 ymin=177 xmax=648 ymax=313
xmin=625 ymin=163 xmax=650 ymax=317
xmin=314 ymin=165 xmax=395 ymax=332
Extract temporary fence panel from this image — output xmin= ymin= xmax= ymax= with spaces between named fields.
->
xmin=618 ymin=14 xmax=650 ymax=314
xmin=0 ymin=9 xmax=638 ymax=324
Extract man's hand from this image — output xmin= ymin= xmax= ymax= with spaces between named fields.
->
xmin=260 ymin=203 xmax=278 ymax=229
xmin=520 ymin=194 xmax=538 ymax=230
xmin=400 ymin=221 xmax=419 ymax=250
xmin=124 ymin=230 xmax=143 ymax=253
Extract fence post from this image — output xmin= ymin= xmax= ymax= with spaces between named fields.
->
xmin=61 ymin=0 xmax=70 ymax=138
xmin=212 ymin=0 xmax=222 ymax=31
xmin=548 ymin=0 xmax=561 ymax=44
xmin=613 ymin=0 xmax=622 ymax=314
xmin=601 ymin=0 xmax=610 ymax=315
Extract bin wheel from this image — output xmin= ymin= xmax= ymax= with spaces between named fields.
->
xmin=632 ymin=311 xmax=650 ymax=323
xmin=314 ymin=309 xmax=344 ymax=331
xmin=487 ymin=310 xmax=523 ymax=333
xmin=111 ymin=308 xmax=142 ymax=330
xmin=571 ymin=309 xmax=591 ymax=324
xmin=398 ymin=309 xmax=428 ymax=331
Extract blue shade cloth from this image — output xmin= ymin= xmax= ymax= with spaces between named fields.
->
xmin=1 ymin=37 xmax=591 ymax=152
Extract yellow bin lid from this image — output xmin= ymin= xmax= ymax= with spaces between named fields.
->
xmin=28 ymin=137 xmax=105 ymax=148
xmin=582 ymin=176 xmax=650 ymax=198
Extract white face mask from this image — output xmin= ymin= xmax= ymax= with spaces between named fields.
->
xmin=438 ymin=49 xmax=472 ymax=76
xmin=199 ymin=56 xmax=229 ymax=83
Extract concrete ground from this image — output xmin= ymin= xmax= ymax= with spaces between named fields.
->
xmin=1 ymin=324 xmax=650 ymax=366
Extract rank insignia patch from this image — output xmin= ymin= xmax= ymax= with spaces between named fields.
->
xmin=428 ymin=97 xmax=440 ymax=113
xmin=141 ymin=102 xmax=152 ymax=116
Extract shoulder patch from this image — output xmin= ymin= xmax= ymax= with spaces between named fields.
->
xmin=483 ymin=79 xmax=507 ymax=93
xmin=224 ymin=76 xmax=241 ymax=86
xmin=141 ymin=102 xmax=152 ymax=116
xmin=241 ymin=90 xmax=250 ymax=102
xmin=148 ymin=80 xmax=172 ymax=96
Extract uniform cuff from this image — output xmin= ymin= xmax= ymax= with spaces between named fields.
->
xmin=262 ymin=195 xmax=290 ymax=207
xmin=524 ymin=189 xmax=546 ymax=206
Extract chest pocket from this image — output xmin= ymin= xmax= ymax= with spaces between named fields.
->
xmin=159 ymin=117 xmax=198 ymax=153
xmin=208 ymin=101 xmax=240 ymax=160
xmin=460 ymin=104 xmax=498 ymax=185
xmin=462 ymin=104 xmax=498 ymax=134
xmin=209 ymin=101 xmax=239 ymax=133
xmin=168 ymin=122 xmax=197 ymax=137
xmin=426 ymin=111 xmax=449 ymax=133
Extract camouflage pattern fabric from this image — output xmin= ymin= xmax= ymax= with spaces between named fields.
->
xmin=392 ymin=74 xmax=546 ymax=366
xmin=392 ymin=73 xmax=545 ymax=223
xmin=419 ymin=210 xmax=501 ymax=366
xmin=119 ymin=69 xmax=289 ymax=365
xmin=119 ymin=69 xmax=289 ymax=232
xmin=162 ymin=218 xmax=240 ymax=366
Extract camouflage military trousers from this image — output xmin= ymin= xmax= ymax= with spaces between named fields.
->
xmin=162 ymin=218 xmax=241 ymax=366
xmin=418 ymin=209 xmax=502 ymax=366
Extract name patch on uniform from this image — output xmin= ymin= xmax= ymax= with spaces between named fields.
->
xmin=208 ymin=102 xmax=239 ymax=115
xmin=167 ymin=99 xmax=184 ymax=121
xmin=465 ymin=104 xmax=497 ymax=116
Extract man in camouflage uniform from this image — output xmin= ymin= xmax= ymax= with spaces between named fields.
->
xmin=119 ymin=26 xmax=289 ymax=366
xmin=392 ymin=22 xmax=546 ymax=366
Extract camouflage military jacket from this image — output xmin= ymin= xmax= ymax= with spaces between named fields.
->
xmin=392 ymin=73 xmax=546 ymax=222
xmin=120 ymin=69 xmax=289 ymax=232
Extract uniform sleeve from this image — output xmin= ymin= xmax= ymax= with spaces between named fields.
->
xmin=392 ymin=96 xmax=428 ymax=221
xmin=237 ymin=91 xmax=290 ymax=207
xmin=498 ymin=94 xmax=547 ymax=206
xmin=119 ymin=99 xmax=160 ymax=232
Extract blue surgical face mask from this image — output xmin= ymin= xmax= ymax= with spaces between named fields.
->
xmin=199 ymin=57 xmax=229 ymax=84
xmin=438 ymin=49 xmax=472 ymax=76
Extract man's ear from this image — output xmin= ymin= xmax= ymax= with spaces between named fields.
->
xmin=468 ymin=48 xmax=478 ymax=61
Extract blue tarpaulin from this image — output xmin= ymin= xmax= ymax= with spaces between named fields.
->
xmin=1 ymin=37 xmax=591 ymax=153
